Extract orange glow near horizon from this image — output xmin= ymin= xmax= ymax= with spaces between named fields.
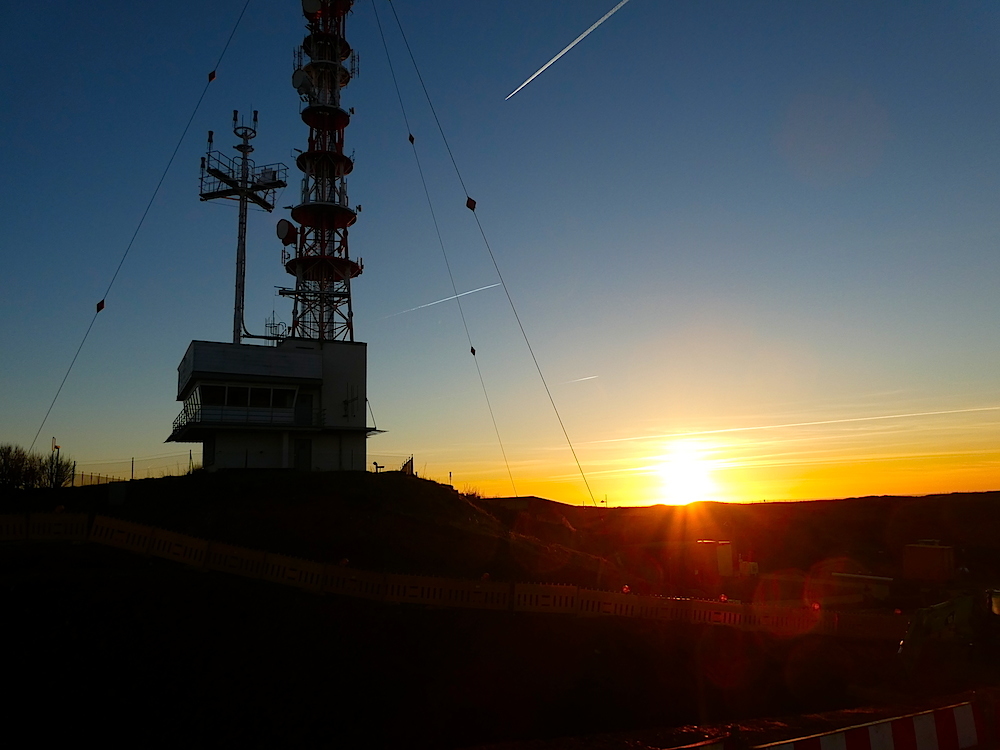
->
xmin=462 ymin=453 xmax=1000 ymax=507
xmin=442 ymin=405 xmax=1000 ymax=506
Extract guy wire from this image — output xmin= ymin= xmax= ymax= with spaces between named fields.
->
xmin=385 ymin=1 xmax=597 ymax=505
xmin=29 ymin=0 xmax=254 ymax=453
xmin=372 ymin=0 xmax=518 ymax=497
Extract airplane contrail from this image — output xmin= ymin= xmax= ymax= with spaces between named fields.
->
xmin=565 ymin=375 xmax=599 ymax=384
xmin=590 ymin=406 xmax=1000 ymax=444
xmin=505 ymin=0 xmax=633 ymax=101
xmin=381 ymin=284 xmax=500 ymax=319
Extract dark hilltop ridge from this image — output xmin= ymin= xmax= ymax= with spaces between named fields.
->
xmin=5 ymin=473 xmax=1000 ymax=748
xmin=10 ymin=472 xmax=1000 ymax=587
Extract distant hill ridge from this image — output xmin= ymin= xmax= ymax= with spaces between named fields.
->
xmin=6 ymin=472 xmax=1000 ymax=590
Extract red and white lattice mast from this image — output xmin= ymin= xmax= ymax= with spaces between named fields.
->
xmin=277 ymin=0 xmax=362 ymax=342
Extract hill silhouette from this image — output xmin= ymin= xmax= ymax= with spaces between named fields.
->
xmin=5 ymin=474 xmax=1000 ymax=747
xmin=9 ymin=472 xmax=1000 ymax=591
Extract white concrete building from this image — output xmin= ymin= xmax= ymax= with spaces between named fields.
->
xmin=167 ymin=338 xmax=371 ymax=471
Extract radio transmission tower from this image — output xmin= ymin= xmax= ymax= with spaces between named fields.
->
xmin=277 ymin=0 xmax=363 ymax=342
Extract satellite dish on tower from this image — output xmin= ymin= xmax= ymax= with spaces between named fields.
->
xmin=302 ymin=0 xmax=322 ymax=15
xmin=276 ymin=219 xmax=298 ymax=246
xmin=292 ymin=69 xmax=313 ymax=95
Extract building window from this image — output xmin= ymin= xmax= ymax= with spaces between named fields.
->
xmin=272 ymin=389 xmax=295 ymax=408
xmin=226 ymin=387 xmax=250 ymax=407
xmin=249 ymin=388 xmax=271 ymax=408
xmin=184 ymin=384 xmax=300 ymax=428
xmin=201 ymin=385 xmax=225 ymax=406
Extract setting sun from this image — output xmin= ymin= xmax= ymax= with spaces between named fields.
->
xmin=656 ymin=440 xmax=719 ymax=505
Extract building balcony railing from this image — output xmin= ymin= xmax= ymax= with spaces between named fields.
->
xmin=172 ymin=405 xmax=324 ymax=433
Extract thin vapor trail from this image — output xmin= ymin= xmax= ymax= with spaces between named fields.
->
xmin=381 ymin=284 xmax=500 ymax=319
xmin=505 ymin=0 xmax=633 ymax=100
xmin=565 ymin=375 xmax=599 ymax=383
xmin=592 ymin=406 xmax=1000 ymax=444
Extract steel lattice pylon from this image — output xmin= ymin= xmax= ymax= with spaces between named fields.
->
xmin=277 ymin=0 xmax=362 ymax=342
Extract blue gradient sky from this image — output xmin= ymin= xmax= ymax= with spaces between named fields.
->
xmin=2 ymin=1 xmax=999 ymax=503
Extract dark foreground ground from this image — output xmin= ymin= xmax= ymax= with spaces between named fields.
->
xmin=5 ymin=474 xmax=1000 ymax=747
xmin=5 ymin=541 xmax=993 ymax=749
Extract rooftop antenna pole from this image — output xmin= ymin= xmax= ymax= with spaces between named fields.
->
xmin=232 ymin=110 xmax=253 ymax=344
xmin=199 ymin=112 xmax=287 ymax=344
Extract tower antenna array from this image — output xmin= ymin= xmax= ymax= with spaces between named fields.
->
xmin=278 ymin=0 xmax=363 ymax=342
xmin=199 ymin=112 xmax=287 ymax=344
